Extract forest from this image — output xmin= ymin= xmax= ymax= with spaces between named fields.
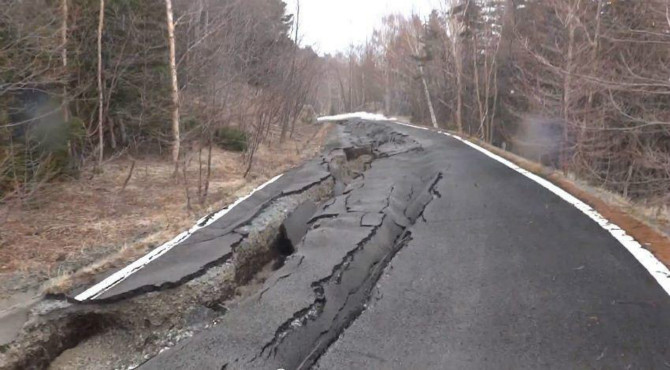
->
xmin=324 ymin=0 xmax=670 ymax=202
xmin=1 ymin=0 xmax=320 ymax=202
xmin=1 ymin=0 xmax=669 ymax=205
xmin=3 ymin=2 xmax=670 ymax=368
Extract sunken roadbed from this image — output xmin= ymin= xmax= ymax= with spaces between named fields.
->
xmin=145 ymin=119 xmax=670 ymax=370
xmin=143 ymin=121 xmax=441 ymax=370
xmin=4 ymin=119 xmax=670 ymax=369
xmin=1 ymin=119 xmax=438 ymax=369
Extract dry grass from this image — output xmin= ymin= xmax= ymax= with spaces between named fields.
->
xmin=0 ymin=123 xmax=332 ymax=298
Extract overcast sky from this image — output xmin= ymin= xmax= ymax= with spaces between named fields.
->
xmin=286 ymin=0 xmax=440 ymax=55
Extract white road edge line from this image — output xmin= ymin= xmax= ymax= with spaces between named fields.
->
xmin=75 ymin=174 xmax=284 ymax=302
xmin=391 ymin=120 xmax=670 ymax=296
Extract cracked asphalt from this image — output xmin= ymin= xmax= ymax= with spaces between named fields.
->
xmin=141 ymin=120 xmax=670 ymax=369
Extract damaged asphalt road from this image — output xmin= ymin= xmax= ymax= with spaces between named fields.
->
xmin=70 ymin=160 xmax=332 ymax=302
xmin=139 ymin=119 xmax=670 ymax=369
xmin=10 ymin=119 xmax=663 ymax=369
xmin=142 ymin=120 xmax=441 ymax=370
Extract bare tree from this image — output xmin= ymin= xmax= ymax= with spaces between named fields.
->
xmin=97 ymin=0 xmax=105 ymax=165
xmin=420 ymin=63 xmax=438 ymax=128
xmin=61 ymin=0 xmax=69 ymax=123
xmin=166 ymin=0 xmax=180 ymax=171
xmin=446 ymin=0 xmax=470 ymax=134
xmin=279 ymin=0 xmax=300 ymax=144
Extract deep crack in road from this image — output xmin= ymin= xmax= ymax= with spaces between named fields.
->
xmin=142 ymin=119 xmax=670 ymax=370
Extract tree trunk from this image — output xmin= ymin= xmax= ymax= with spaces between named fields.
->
xmin=564 ymin=25 xmax=574 ymax=134
xmin=327 ymin=79 xmax=333 ymax=114
xmin=384 ymin=66 xmax=391 ymax=114
xmin=204 ymin=136 xmax=212 ymax=201
xmin=348 ymin=53 xmax=354 ymax=111
xmin=455 ymin=63 xmax=463 ymax=133
xmin=473 ymin=32 xmax=485 ymax=138
xmin=588 ymin=0 xmax=603 ymax=107
xmin=197 ymin=144 xmax=203 ymax=200
xmin=488 ymin=64 xmax=499 ymax=144
xmin=165 ymin=0 xmax=181 ymax=171
xmin=361 ymin=68 xmax=366 ymax=108
xmin=452 ymin=38 xmax=464 ymax=133
xmin=109 ymin=118 xmax=117 ymax=149
xmin=335 ymin=69 xmax=348 ymax=112
xmin=561 ymin=8 xmax=576 ymax=171
xmin=419 ymin=65 xmax=438 ymax=128
xmin=61 ymin=0 xmax=69 ymax=123
xmin=280 ymin=0 xmax=300 ymax=144
xmin=97 ymin=0 xmax=105 ymax=165
xmin=119 ymin=119 xmax=128 ymax=146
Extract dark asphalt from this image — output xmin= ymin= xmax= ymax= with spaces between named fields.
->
xmin=72 ymin=160 xmax=331 ymax=301
xmin=143 ymin=120 xmax=670 ymax=369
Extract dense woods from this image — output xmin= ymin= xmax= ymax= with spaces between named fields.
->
xmin=323 ymin=0 xmax=670 ymax=202
xmin=0 ymin=0 xmax=320 ymax=200
xmin=3 ymin=0 xmax=669 ymax=204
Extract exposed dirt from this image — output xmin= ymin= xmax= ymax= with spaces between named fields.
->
xmin=6 ymin=119 xmax=668 ymax=370
xmin=0 ymin=123 xmax=332 ymax=303
xmin=549 ymin=174 xmax=670 ymax=266
xmin=1 ymin=171 xmax=335 ymax=370
xmin=135 ymin=120 xmax=447 ymax=370
xmin=0 ymin=123 xmax=358 ymax=370
xmin=24 ymin=122 xmax=404 ymax=370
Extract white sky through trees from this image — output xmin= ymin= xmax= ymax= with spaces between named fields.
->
xmin=286 ymin=0 xmax=438 ymax=55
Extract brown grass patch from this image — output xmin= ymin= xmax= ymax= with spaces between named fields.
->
xmin=0 ymin=123 xmax=332 ymax=298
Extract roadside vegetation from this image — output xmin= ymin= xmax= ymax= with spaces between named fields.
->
xmin=1 ymin=1 xmax=670 ymax=368
xmin=2 ymin=0 xmax=669 ymax=300
xmin=322 ymin=0 xmax=670 ymax=208
xmin=0 ymin=0 xmax=324 ymax=297
xmin=1 ymin=123 xmax=330 ymax=297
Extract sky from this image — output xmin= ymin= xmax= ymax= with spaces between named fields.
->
xmin=286 ymin=0 xmax=440 ymax=55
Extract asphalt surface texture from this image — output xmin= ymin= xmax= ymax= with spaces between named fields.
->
xmin=140 ymin=119 xmax=670 ymax=369
xmin=70 ymin=159 xmax=331 ymax=302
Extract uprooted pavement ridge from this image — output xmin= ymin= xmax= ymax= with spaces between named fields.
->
xmin=1 ymin=119 xmax=431 ymax=370
xmin=142 ymin=119 xmax=446 ymax=370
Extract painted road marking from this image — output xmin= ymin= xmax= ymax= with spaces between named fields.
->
xmin=79 ymin=113 xmax=670 ymax=301
xmin=391 ymin=120 xmax=670 ymax=297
